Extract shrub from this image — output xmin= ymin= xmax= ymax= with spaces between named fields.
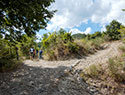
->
xmin=108 ymin=58 xmax=125 ymax=82
xmin=42 ymin=29 xmax=79 ymax=60
xmin=91 ymin=37 xmax=105 ymax=50
xmin=42 ymin=29 xmax=106 ymax=60
xmin=105 ymin=20 xmax=123 ymax=40
xmin=119 ymin=27 xmax=125 ymax=41
xmin=119 ymin=45 xmax=125 ymax=52
xmin=65 ymin=41 xmax=79 ymax=53
xmin=80 ymin=64 xmax=102 ymax=80
xmin=0 ymin=59 xmax=22 ymax=72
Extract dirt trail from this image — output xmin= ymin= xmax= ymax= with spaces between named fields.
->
xmin=24 ymin=41 xmax=122 ymax=69
xmin=0 ymin=41 xmax=122 ymax=95
xmin=75 ymin=41 xmax=122 ymax=69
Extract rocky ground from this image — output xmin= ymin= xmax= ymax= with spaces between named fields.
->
xmin=0 ymin=41 xmax=122 ymax=95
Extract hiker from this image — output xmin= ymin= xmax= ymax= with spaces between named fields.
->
xmin=36 ymin=49 xmax=39 ymax=60
xmin=30 ymin=47 xmax=34 ymax=60
xmin=33 ymin=48 xmax=36 ymax=59
xmin=39 ymin=49 xmax=43 ymax=59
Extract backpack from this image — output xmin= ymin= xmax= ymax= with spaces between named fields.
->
xmin=40 ymin=50 xmax=42 ymax=54
xmin=30 ymin=48 xmax=34 ymax=53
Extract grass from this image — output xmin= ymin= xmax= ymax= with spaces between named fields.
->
xmin=108 ymin=57 xmax=125 ymax=82
xmin=80 ymin=56 xmax=125 ymax=94
xmin=75 ymin=37 xmax=105 ymax=55
xmin=119 ymin=45 xmax=125 ymax=52
xmin=42 ymin=31 xmax=106 ymax=61
xmin=80 ymin=64 xmax=102 ymax=81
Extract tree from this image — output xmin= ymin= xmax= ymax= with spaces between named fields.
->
xmin=72 ymin=33 xmax=86 ymax=39
xmin=90 ymin=31 xmax=102 ymax=39
xmin=0 ymin=0 xmax=55 ymax=39
xmin=106 ymin=20 xmax=122 ymax=40
xmin=0 ymin=0 xmax=55 ymax=61
xmin=119 ymin=27 xmax=125 ymax=41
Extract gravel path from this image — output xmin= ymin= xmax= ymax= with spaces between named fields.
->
xmin=0 ymin=41 xmax=122 ymax=95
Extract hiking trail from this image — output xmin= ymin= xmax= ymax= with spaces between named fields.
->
xmin=0 ymin=41 xmax=122 ymax=95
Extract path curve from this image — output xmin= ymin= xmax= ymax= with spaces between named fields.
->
xmin=24 ymin=41 xmax=122 ymax=69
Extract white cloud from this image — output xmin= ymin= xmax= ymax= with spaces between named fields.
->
xmin=69 ymin=28 xmax=84 ymax=35
xmin=84 ymin=27 xmax=92 ymax=34
xmin=36 ymin=33 xmax=42 ymax=42
xmin=101 ymin=25 xmax=106 ymax=32
xmin=47 ymin=0 xmax=125 ymax=31
xmin=69 ymin=27 xmax=92 ymax=35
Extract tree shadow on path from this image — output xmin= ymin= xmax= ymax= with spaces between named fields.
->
xmin=0 ymin=63 xmax=92 ymax=95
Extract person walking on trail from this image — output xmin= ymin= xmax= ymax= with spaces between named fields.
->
xmin=36 ymin=49 xmax=39 ymax=60
xmin=30 ymin=47 xmax=34 ymax=60
xmin=33 ymin=48 xmax=35 ymax=59
xmin=39 ymin=49 xmax=43 ymax=59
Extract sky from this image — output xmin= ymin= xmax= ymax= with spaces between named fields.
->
xmin=37 ymin=0 xmax=125 ymax=40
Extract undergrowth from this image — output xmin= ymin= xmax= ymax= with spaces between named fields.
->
xmin=42 ymin=29 xmax=106 ymax=61
xmin=80 ymin=42 xmax=125 ymax=94
xmin=0 ymin=59 xmax=22 ymax=72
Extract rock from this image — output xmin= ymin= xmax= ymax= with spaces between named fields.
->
xmin=20 ymin=90 xmax=28 ymax=95
xmin=29 ymin=81 xmax=34 ymax=85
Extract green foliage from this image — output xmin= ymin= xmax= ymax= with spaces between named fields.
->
xmin=0 ymin=0 xmax=55 ymax=71
xmin=75 ymin=37 xmax=105 ymax=54
xmin=42 ymin=29 xmax=79 ymax=60
xmin=0 ymin=59 xmax=22 ymax=72
xmin=80 ymin=64 xmax=102 ymax=80
xmin=65 ymin=41 xmax=79 ymax=53
xmin=20 ymin=34 xmax=37 ymax=57
xmin=81 ymin=57 xmax=125 ymax=82
xmin=122 ymin=9 xmax=125 ymax=11
xmin=72 ymin=31 xmax=102 ymax=40
xmin=91 ymin=37 xmax=105 ymax=50
xmin=86 ymin=64 xmax=101 ymax=78
xmin=72 ymin=33 xmax=86 ymax=39
xmin=0 ymin=0 xmax=55 ymax=38
xmin=108 ymin=58 xmax=125 ymax=82
xmin=89 ymin=31 xmax=102 ymax=39
xmin=77 ymin=39 xmax=95 ymax=54
xmin=119 ymin=27 xmax=125 ymax=41
xmin=101 ymin=32 xmax=110 ymax=41
xmin=106 ymin=20 xmax=122 ymax=40
xmin=119 ymin=45 xmax=125 ymax=52
xmin=0 ymin=34 xmax=37 ymax=71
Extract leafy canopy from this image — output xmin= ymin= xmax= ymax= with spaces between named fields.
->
xmin=0 ymin=0 xmax=55 ymax=38
xmin=106 ymin=20 xmax=123 ymax=40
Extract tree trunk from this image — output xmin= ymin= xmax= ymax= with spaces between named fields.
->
xmin=16 ymin=47 xmax=19 ymax=60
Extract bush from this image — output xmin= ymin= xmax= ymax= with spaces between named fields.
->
xmin=65 ymin=41 xmax=79 ymax=53
xmin=80 ymin=57 xmax=125 ymax=82
xmin=91 ymin=37 xmax=105 ymax=50
xmin=108 ymin=58 xmax=125 ymax=82
xmin=42 ymin=29 xmax=79 ymax=60
xmin=106 ymin=20 xmax=123 ymax=40
xmin=119 ymin=45 xmax=125 ymax=52
xmin=0 ymin=59 xmax=22 ymax=72
xmin=119 ymin=27 xmax=125 ymax=41
xmin=102 ymin=34 xmax=110 ymax=41
xmin=42 ymin=29 xmax=106 ymax=60
xmin=85 ymin=64 xmax=101 ymax=78
xmin=80 ymin=64 xmax=102 ymax=81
